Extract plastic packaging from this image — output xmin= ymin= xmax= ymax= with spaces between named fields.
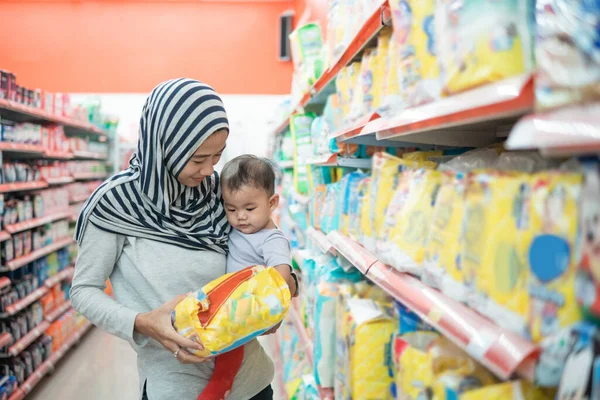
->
xmin=436 ymin=0 xmax=535 ymax=95
xmin=535 ymin=0 xmax=600 ymax=110
xmin=172 ymin=265 xmax=291 ymax=358
xmin=290 ymin=113 xmax=316 ymax=195
xmin=389 ymin=0 xmax=441 ymax=107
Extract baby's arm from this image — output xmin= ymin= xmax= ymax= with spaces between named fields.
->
xmin=273 ymin=264 xmax=297 ymax=297
xmin=262 ymin=233 xmax=298 ymax=297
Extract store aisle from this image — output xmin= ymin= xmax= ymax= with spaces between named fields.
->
xmin=28 ymin=328 xmax=139 ymax=400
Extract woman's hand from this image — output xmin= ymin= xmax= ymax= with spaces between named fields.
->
xmin=134 ymin=295 xmax=208 ymax=364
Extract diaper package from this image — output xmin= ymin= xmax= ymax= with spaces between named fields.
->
xmin=393 ymin=332 xmax=438 ymax=400
xmin=389 ymin=0 xmax=441 ymax=107
xmin=535 ymin=0 xmax=600 ymax=110
xmin=279 ymin=320 xmax=311 ymax=395
xmin=339 ymin=172 xmax=368 ymax=235
xmin=172 ymin=265 xmax=291 ymax=358
xmin=368 ymin=153 xmax=405 ymax=251
xmin=460 ymin=381 xmax=553 ymax=400
xmin=289 ymin=23 xmax=325 ymax=87
xmin=313 ymin=258 xmax=363 ymax=388
xmin=381 ymin=26 xmax=404 ymax=116
xmin=290 ymin=113 xmax=316 ymax=195
xmin=320 ymin=182 xmax=342 ymax=234
xmin=349 ymin=176 xmax=370 ymax=242
xmin=460 ymin=171 xmax=532 ymax=337
xmin=528 ymin=172 xmax=583 ymax=342
xmin=378 ymin=168 xmax=442 ymax=276
xmin=423 ymin=172 xmax=469 ymax=300
xmin=578 ymin=160 xmax=600 ymax=319
xmin=436 ymin=0 xmax=535 ymax=95
xmin=335 ymin=283 xmax=397 ymax=400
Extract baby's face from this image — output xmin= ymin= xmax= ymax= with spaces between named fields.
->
xmin=223 ymin=184 xmax=278 ymax=234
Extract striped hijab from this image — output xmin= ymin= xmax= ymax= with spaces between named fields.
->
xmin=75 ymin=79 xmax=231 ymax=253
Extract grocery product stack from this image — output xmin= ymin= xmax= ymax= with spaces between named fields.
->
xmin=0 ymin=69 xmax=117 ymax=399
xmin=271 ymin=0 xmax=600 ymax=399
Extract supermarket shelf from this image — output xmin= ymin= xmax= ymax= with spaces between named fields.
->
xmin=506 ymin=102 xmax=600 ymax=156
xmin=0 ymin=143 xmax=44 ymax=157
xmin=5 ymin=210 xmax=71 ymax=234
xmin=44 ymin=267 xmax=75 ymax=288
xmin=362 ymin=74 xmax=533 ymax=147
xmin=9 ymin=321 xmax=93 ymax=400
xmin=73 ymin=172 xmax=108 ymax=181
xmin=0 ymin=99 xmax=108 ymax=138
xmin=73 ymin=150 xmax=108 ymax=161
xmin=3 ymin=321 xmax=51 ymax=358
xmin=333 ymin=112 xmax=381 ymax=142
xmin=45 ymin=302 xmax=72 ymax=323
xmin=326 ymin=230 xmax=539 ymax=381
xmin=0 ymin=181 xmax=48 ymax=194
xmin=306 ymin=226 xmax=336 ymax=256
xmin=0 ymin=277 xmax=10 ymax=291
xmin=272 ymin=1 xmax=389 ymax=136
xmin=307 ymin=153 xmax=338 ymax=167
xmin=0 ymin=232 xmax=11 ymax=243
xmin=5 ymin=237 xmax=75 ymax=271
xmin=44 ymin=176 xmax=75 ymax=185
xmin=43 ymin=150 xmax=74 ymax=160
xmin=2 ymin=287 xmax=49 ymax=317
xmin=0 ymin=333 xmax=12 ymax=349
xmin=337 ymin=157 xmax=372 ymax=169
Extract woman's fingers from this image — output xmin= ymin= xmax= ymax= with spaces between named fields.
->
xmin=168 ymin=329 xmax=203 ymax=351
xmin=177 ymin=348 xmax=209 ymax=364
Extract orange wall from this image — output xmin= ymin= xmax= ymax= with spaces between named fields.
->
xmin=0 ymin=1 xmax=296 ymax=94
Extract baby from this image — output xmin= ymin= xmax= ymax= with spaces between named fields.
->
xmin=201 ymin=154 xmax=297 ymax=400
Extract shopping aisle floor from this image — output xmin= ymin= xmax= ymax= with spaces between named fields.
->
xmin=29 ymin=328 xmax=139 ymax=400
xmin=27 ymin=328 xmax=283 ymax=400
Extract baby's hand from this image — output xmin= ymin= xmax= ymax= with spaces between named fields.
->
xmin=273 ymin=264 xmax=297 ymax=297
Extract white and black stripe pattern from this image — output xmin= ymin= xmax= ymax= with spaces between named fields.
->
xmin=75 ymin=78 xmax=231 ymax=253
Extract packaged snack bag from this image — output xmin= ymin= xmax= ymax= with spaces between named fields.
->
xmin=535 ymin=0 xmax=600 ymax=110
xmin=436 ymin=0 xmax=535 ymax=95
xmin=172 ymin=265 xmax=292 ymax=358
xmin=578 ymin=160 xmax=600 ymax=318
xmin=389 ymin=0 xmax=441 ymax=106
xmin=313 ymin=258 xmax=363 ymax=388
xmin=368 ymin=153 xmax=405 ymax=250
xmin=460 ymin=171 xmax=532 ymax=337
xmin=378 ymin=168 xmax=442 ymax=276
xmin=528 ymin=171 xmax=583 ymax=341
xmin=423 ymin=172 xmax=469 ymax=300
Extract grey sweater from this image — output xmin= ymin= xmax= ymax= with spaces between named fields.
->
xmin=70 ymin=223 xmax=274 ymax=400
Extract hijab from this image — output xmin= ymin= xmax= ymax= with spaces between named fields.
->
xmin=75 ymin=78 xmax=231 ymax=253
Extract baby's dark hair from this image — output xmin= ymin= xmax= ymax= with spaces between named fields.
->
xmin=221 ymin=155 xmax=276 ymax=196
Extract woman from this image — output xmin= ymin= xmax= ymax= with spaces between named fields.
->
xmin=70 ymin=79 xmax=274 ymax=400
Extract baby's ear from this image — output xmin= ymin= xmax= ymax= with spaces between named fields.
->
xmin=269 ymin=194 xmax=280 ymax=211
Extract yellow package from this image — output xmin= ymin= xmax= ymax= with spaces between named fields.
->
xmin=373 ymin=27 xmax=392 ymax=111
xmin=368 ymin=153 xmax=405 ymax=251
xmin=349 ymin=50 xmax=374 ymax=118
xmin=403 ymin=150 xmax=443 ymax=162
xmin=394 ymin=332 xmax=437 ymax=400
xmin=336 ymin=66 xmax=351 ymax=115
xmin=346 ymin=297 xmax=396 ymax=399
xmin=460 ymin=380 xmax=554 ymax=400
xmin=435 ymin=0 xmax=534 ymax=95
xmin=382 ymin=28 xmax=404 ymax=113
xmin=351 ymin=177 xmax=371 ymax=243
xmin=173 ymin=265 xmax=291 ymax=358
xmin=378 ymin=169 xmax=442 ymax=276
xmin=424 ymin=172 xmax=469 ymax=301
xmin=460 ymin=171 xmax=532 ymax=337
xmin=390 ymin=0 xmax=440 ymax=107
xmin=528 ymin=172 xmax=583 ymax=342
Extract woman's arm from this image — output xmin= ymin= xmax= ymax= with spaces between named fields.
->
xmin=70 ymin=222 xmax=145 ymax=345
